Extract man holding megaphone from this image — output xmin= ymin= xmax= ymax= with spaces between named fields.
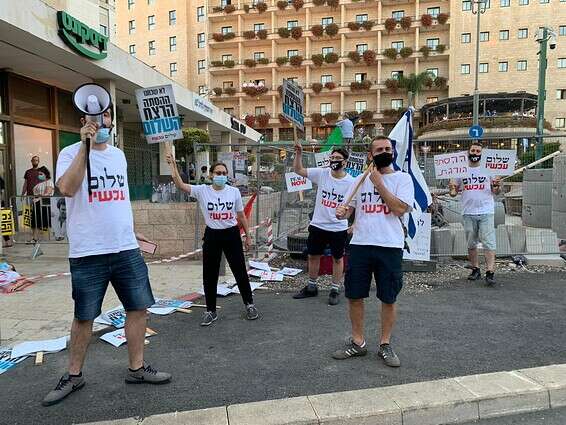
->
xmin=42 ymin=84 xmax=171 ymax=407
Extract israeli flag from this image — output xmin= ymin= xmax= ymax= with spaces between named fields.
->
xmin=389 ymin=108 xmax=432 ymax=238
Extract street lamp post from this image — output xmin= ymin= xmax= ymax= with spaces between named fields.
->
xmin=535 ymin=27 xmax=556 ymax=160
xmin=471 ymin=0 xmax=487 ymax=127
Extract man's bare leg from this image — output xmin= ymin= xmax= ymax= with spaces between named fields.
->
xmin=125 ymin=310 xmax=147 ymax=370
xmin=68 ymin=319 xmax=93 ymax=375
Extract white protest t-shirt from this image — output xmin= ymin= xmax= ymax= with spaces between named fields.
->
xmin=455 ymin=169 xmax=494 ymax=215
xmin=190 ymin=184 xmax=244 ymax=229
xmin=307 ymin=168 xmax=354 ymax=232
xmin=348 ymin=171 xmax=414 ymax=248
xmin=56 ymin=142 xmax=138 ymax=258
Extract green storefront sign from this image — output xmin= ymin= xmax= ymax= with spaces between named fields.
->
xmin=57 ymin=11 xmax=109 ymax=60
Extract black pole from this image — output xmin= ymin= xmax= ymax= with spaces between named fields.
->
xmin=86 ymin=138 xmax=92 ymax=197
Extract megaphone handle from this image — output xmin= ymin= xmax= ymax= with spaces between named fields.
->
xmin=85 ymin=138 xmax=92 ymax=196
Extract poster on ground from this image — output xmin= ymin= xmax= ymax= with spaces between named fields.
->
xmin=433 ymin=151 xmax=469 ymax=179
xmin=135 ymin=84 xmax=183 ymax=144
xmin=285 ymin=172 xmax=312 ymax=193
xmin=403 ymin=213 xmax=431 ymax=261
xmin=480 ymin=149 xmax=517 ymax=176
xmin=0 ymin=348 xmax=28 ymax=375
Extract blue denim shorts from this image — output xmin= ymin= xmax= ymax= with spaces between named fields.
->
xmin=69 ymin=249 xmax=155 ymax=321
xmin=463 ymin=214 xmax=496 ymax=251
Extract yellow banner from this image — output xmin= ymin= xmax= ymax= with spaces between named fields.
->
xmin=1 ymin=208 xmax=15 ymax=236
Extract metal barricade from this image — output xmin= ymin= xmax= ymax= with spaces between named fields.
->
xmin=8 ymin=196 xmax=68 ymax=244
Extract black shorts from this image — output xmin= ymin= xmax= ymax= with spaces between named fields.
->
xmin=307 ymin=225 xmax=348 ymax=259
xmin=344 ymin=245 xmax=403 ymax=304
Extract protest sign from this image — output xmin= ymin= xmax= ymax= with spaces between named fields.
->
xmin=345 ymin=152 xmax=366 ymax=178
xmin=480 ymin=149 xmax=516 ymax=176
xmin=249 ymin=260 xmax=271 ymax=271
xmin=151 ymin=298 xmax=192 ymax=309
xmin=135 ymin=84 xmax=183 ymax=144
xmin=95 ymin=307 xmax=126 ymax=328
xmin=285 ymin=172 xmax=312 ymax=193
xmin=260 ymin=272 xmax=284 ymax=282
xmin=100 ymin=329 xmax=154 ymax=348
xmin=279 ymin=267 xmax=303 ymax=276
xmin=403 ymin=213 xmax=431 ymax=261
xmin=282 ymin=79 xmax=304 ymax=131
xmin=11 ymin=336 xmax=67 ymax=359
xmin=314 ymin=152 xmax=330 ymax=168
xmin=1 ymin=209 xmax=15 ymax=236
xmin=233 ymin=151 xmax=247 ymax=172
xmin=0 ymin=348 xmax=27 ymax=375
xmin=433 ymin=151 xmax=469 ymax=179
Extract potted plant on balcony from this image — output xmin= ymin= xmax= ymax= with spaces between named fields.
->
xmin=277 ymin=85 xmax=283 ymax=96
xmin=292 ymin=0 xmax=304 ymax=10
xmin=278 ymin=27 xmax=290 ymax=38
xmin=324 ymin=112 xmax=339 ymax=123
xmin=290 ymin=55 xmax=303 ymax=66
xmin=420 ymin=14 xmax=433 ymax=27
xmin=400 ymin=16 xmax=412 ymax=30
xmin=360 ymin=80 xmax=372 ymax=90
xmin=257 ymin=29 xmax=268 ymax=39
xmin=350 ymin=81 xmax=361 ymax=90
xmin=277 ymin=0 xmax=288 ymax=9
xmin=419 ymin=45 xmax=431 ymax=57
xmin=326 ymin=0 xmax=339 ymax=8
xmin=243 ymin=30 xmax=256 ymax=39
xmin=224 ymin=4 xmax=236 ymax=13
xmin=243 ymin=4 xmax=250 ymax=12
xmin=224 ymin=59 xmax=236 ymax=67
xmin=361 ymin=20 xmax=374 ymax=31
xmin=324 ymin=52 xmax=339 ymax=63
xmin=279 ymin=113 xmax=290 ymax=124
xmin=311 ymin=113 xmax=323 ymax=124
xmin=325 ymin=23 xmax=339 ymax=36
xmin=311 ymin=82 xmax=323 ymax=93
xmin=311 ymin=24 xmax=324 ymax=37
xmin=324 ymin=81 xmax=336 ymax=90
xmin=383 ymin=48 xmax=398 ymax=60
xmin=243 ymin=86 xmax=257 ymax=96
xmin=362 ymin=49 xmax=376 ymax=65
xmin=276 ymin=56 xmax=289 ymax=65
xmin=360 ymin=110 xmax=374 ymax=121
xmin=212 ymin=33 xmax=224 ymax=42
xmin=348 ymin=22 xmax=361 ymax=31
xmin=212 ymin=6 xmax=223 ymax=13
xmin=385 ymin=78 xmax=399 ymax=93
xmin=258 ymin=86 xmax=270 ymax=95
xmin=245 ymin=114 xmax=256 ymax=127
xmin=291 ymin=26 xmax=303 ymax=39
xmin=223 ymin=32 xmax=236 ymax=40
xmin=213 ymin=87 xmax=223 ymax=96
xmin=437 ymin=13 xmax=449 ymax=24
xmin=434 ymin=76 xmax=447 ymax=89
xmin=313 ymin=0 xmax=325 ymax=5
xmin=244 ymin=59 xmax=257 ymax=67
xmin=210 ymin=60 xmax=223 ymax=67
xmin=257 ymin=113 xmax=271 ymax=127
xmin=311 ymin=54 xmax=324 ymax=66
xmin=258 ymin=57 xmax=270 ymax=65
xmin=384 ymin=18 xmax=397 ymax=33
xmin=436 ymin=44 xmax=446 ymax=53
xmin=399 ymin=46 xmax=413 ymax=58
xmin=256 ymin=1 xmax=268 ymax=13
xmin=348 ymin=51 xmax=361 ymax=62
xmin=225 ymin=87 xmax=237 ymax=96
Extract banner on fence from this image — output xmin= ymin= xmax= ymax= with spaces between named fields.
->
xmin=135 ymin=84 xmax=183 ymax=144
xmin=480 ymin=149 xmax=516 ymax=176
xmin=403 ymin=213 xmax=431 ymax=261
xmin=314 ymin=152 xmax=330 ymax=168
xmin=345 ymin=152 xmax=366 ymax=178
xmin=22 ymin=204 xmax=32 ymax=228
xmin=1 ymin=208 xmax=15 ymax=236
xmin=433 ymin=151 xmax=469 ymax=179
xmin=285 ymin=172 xmax=312 ymax=193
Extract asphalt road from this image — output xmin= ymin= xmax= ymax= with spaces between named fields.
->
xmin=2 ymin=271 xmax=566 ymax=425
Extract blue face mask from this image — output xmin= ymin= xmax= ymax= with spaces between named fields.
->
xmin=38 ymin=174 xmax=46 ymax=181
xmin=212 ymin=175 xmax=228 ymax=188
xmin=95 ymin=127 xmax=111 ymax=144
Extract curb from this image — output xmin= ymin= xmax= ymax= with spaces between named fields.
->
xmin=84 ymin=363 xmax=566 ymax=425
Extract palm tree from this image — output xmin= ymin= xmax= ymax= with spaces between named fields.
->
xmin=397 ymin=71 xmax=434 ymax=106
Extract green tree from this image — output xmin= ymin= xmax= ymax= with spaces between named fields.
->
xmin=397 ymin=71 xmax=434 ymax=106
xmin=174 ymin=128 xmax=210 ymax=159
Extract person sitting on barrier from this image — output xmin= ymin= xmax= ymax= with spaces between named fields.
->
xmin=166 ymin=151 xmax=259 ymax=326
xmin=29 ymin=166 xmax=54 ymax=244
xmin=43 ymin=108 xmax=171 ymax=408
xmin=291 ymin=143 xmax=354 ymax=305
xmin=449 ymin=141 xmax=501 ymax=286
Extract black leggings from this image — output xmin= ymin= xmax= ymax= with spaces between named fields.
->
xmin=202 ymin=226 xmax=253 ymax=312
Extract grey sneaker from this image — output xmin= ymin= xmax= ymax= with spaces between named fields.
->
xmin=200 ymin=311 xmax=218 ymax=326
xmin=328 ymin=289 xmax=340 ymax=305
xmin=42 ymin=373 xmax=85 ymax=406
xmin=378 ymin=343 xmax=401 ymax=367
xmin=246 ymin=304 xmax=259 ymax=320
xmin=125 ymin=363 xmax=171 ymax=384
xmin=332 ymin=338 xmax=368 ymax=360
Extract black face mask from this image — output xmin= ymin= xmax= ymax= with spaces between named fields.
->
xmin=329 ymin=160 xmax=344 ymax=170
xmin=468 ymin=154 xmax=481 ymax=162
xmin=373 ymin=152 xmax=393 ymax=168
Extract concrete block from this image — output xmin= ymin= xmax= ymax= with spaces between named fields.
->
xmin=525 ymin=168 xmax=553 ymax=182
xmin=526 ymin=228 xmax=559 ymax=254
xmin=227 ymin=396 xmax=318 ymax=425
xmin=553 ymin=154 xmax=566 ymax=184
xmin=551 ymin=185 xmax=566 ymax=212
xmin=518 ymin=364 xmax=566 ymax=408
xmin=523 ymin=181 xmax=552 ymax=205
xmin=495 ymin=201 xmax=505 ymax=227
xmin=133 ymin=224 xmax=155 ymax=241
xmin=386 ymin=378 xmax=478 ymax=425
xmin=142 ymin=407 xmax=228 ymax=425
xmin=506 ymin=225 xmax=527 ymax=253
xmin=149 ymin=210 xmax=187 ymax=225
xmin=155 ymin=240 xmax=185 ymax=255
xmin=308 ymin=388 xmax=402 ymax=425
xmin=551 ymin=211 xmax=566 ymax=239
xmin=522 ymin=204 xmax=552 ymax=228
xmin=452 ymin=228 xmax=468 ymax=256
xmin=133 ymin=209 xmax=149 ymax=225
xmin=455 ymin=371 xmax=549 ymax=419
xmin=496 ymin=225 xmax=512 ymax=256
xmin=432 ymin=228 xmax=454 ymax=256
xmin=524 ymin=254 xmax=565 ymax=266
xmin=153 ymin=224 xmax=180 ymax=240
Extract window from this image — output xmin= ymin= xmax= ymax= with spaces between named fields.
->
xmin=287 ymin=49 xmax=298 ymax=57
xmin=557 ymin=89 xmax=566 ymax=100
xmin=198 ymin=59 xmax=206 ymax=74
xmin=99 ymin=24 xmax=108 ymax=36
xmin=224 ymin=108 xmax=235 ymax=115
xmin=556 ymin=118 xmax=566 ymax=128
xmin=322 ymin=17 xmax=333 ymax=27
xmin=355 ymin=101 xmax=367 ymax=113
xmin=500 ymin=30 xmax=509 ymax=40
xmin=479 ymin=63 xmax=489 ymax=73
xmin=518 ymin=28 xmax=528 ymax=39
xmin=427 ymin=7 xmax=440 ymax=17
xmin=222 ymin=54 xmax=232 ymax=61
xmin=128 ymin=0 xmax=134 ymax=10
xmin=391 ymin=99 xmax=403 ymax=110
xmin=255 ymin=106 xmax=266 ymax=115
xmin=462 ymin=0 xmax=472 ymax=11
xmin=356 ymin=14 xmax=368 ymax=23
xmin=498 ymin=61 xmax=508 ymax=72
xmin=128 ymin=20 xmax=135 ymax=34
xmin=198 ymin=86 xmax=206 ymax=96
xmin=427 ymin=38 xmax=440 ymax=49
xmin=197 ymin=6 xmax=205 ymax=22
xmin=355 ymin=73 xmax=367 ymax=82
xmin=461 ymin=33 xmax=471 ymax=43
xmin=356 ymin=44 xmax=368 ymax=54
xmin=558 ymin=58 xmax=566 ymax=68
xmin=480 ymin=31 xmax=489 ymax=42
xmin=560 ymin=26 xmax=566 ymax=36
xmin=223 ymin=81 xmax=233 ymax=89
xmin=500 ymin=0 xmax=510 ymax=5
xmin=320 ymin=103 xmax=332 ymax=114
xmin=392 ymin=10 xmax=404 ymax=20
xmin=148 ymin=40 xmax=156 ymax=55
xmin=253 ymin=52 xmax=265 ymax=60
xmin=254 ymin=23 xmax=265 ymax=31
xmin=197 ymin=33 xmax=204 ymax=49
xmin=427 ymin=68 xmax=438 ymax=78
xmin=392 ymin=41 xmax=404 ymax=52
xmin=322 ymin=47 xmax=334 ymax=55
xmin=461 ymin=64 xmax=471 ymax=74
xmin=170 ymin=36 xmax=178 ymax=51
xmin=221 ymin=0 xmax=231 ymax=7
xmin=391 ymin=71 xmax=403 ymax=79
xmin=321 ymin=75 xmax=333 ymax=84
xmin=287 ymin=20 xmax=298 ymax=30
xmin=426 ymin=97 xmax=438 ymax=104
xmin=169 ymin=10 xmax=177 ymax=26
xmin=169 ymin=63 xmax=177 ymax=77
xmin=287 ymin=77 xmax=298 ymax=83
xmin=519 ymin=0 xmax=528 ymax=4
xmin=540 ymin=0 xmax=549 ymax=3
xmin=128 ymin=44 xmax=136 ymax=56
xmin=221 ymin=26 xmax=233 ymax=34
xmin=517 ymin=60 xmax=527 ymax=71
xmin=148 ymin=15 xmax=156 ymax=30
xmin=148 ymin=0 xmax=155 ymax=4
